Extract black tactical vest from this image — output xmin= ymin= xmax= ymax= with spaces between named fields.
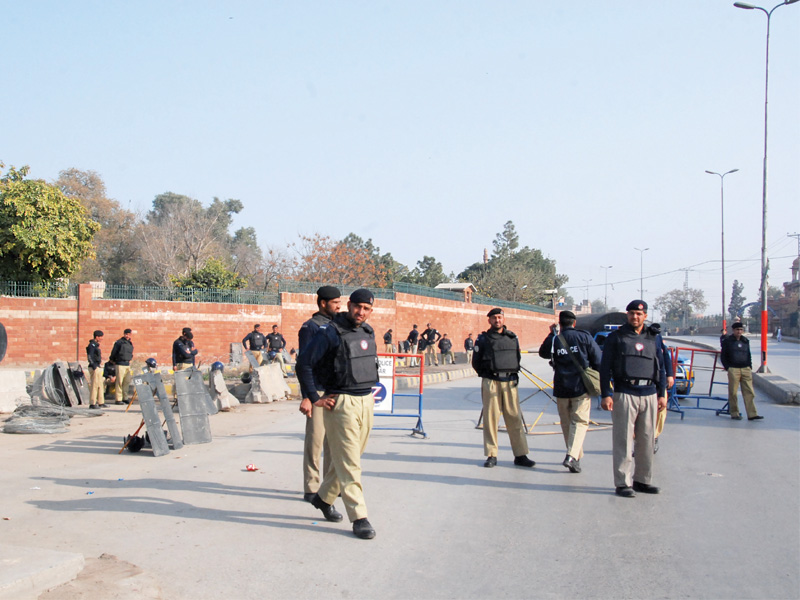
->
xmin=480 ymin=329 xmax=520 ymax=373
xmin=325 ymin=315 xmax=379 ymax=391
xmin=725 ymin=337 xmax=751 ymax=367
xmin=615 ymin=328 xmax=658 ymax=381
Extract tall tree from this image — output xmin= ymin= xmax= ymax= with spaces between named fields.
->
xmin=290 ymin=234 xmax=389 ymax=286
xmin=56 ymin=168 xmax=142 ymax=284
xmin=458 ymin=221 xmax=566 ymax=304
xmin=654 ymin=288 xmax=708 ymax=321
xmin=728 ymin=280 xmax=745 ymax=321
xmin=402 ymin=256 xmax=447 ymax=287
xmin=0 ymin=164 xmax=99 ymax=282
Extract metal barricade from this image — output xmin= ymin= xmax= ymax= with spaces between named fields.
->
xmin=667 ymin=346 xmax=730 ymax=420
xmin=372 ymin=353 xmax=426 ymax=438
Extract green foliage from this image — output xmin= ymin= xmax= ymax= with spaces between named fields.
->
xmin=458 ymin=220 xmax=566 ymax=304
xmin=728 ymin=280 xmax=745 ymax=320
xmin=654 ymin=288 xmax=708 ymax=321
xmin=400 ymin=255 xmax=448 ymax=287
xmin=0 ymin=163 xmax=99 ymax=282
xmin=170 ymin=257 xmax=247 ymax=289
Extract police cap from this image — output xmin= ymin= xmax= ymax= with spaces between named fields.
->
xmin=558 ymin=310 xmax=576 ymax=324
xmin=93 ymin=330 xmax=104 ymax=338
xmin=123 ymin=328 xmax=132 ymax=334
xmin=487 ymin=308 xmax=504 ymax=317
xmin=182 ymin=327 xmax=192 ymax=335
xmin=625 ymin=300 xmax=648 ymax=312
xmin=349 ymin=288 xmax=374 ymax=305
xmin=316 ymin=285 xmax=341 ymax=301
xmin=732 ymin=322 xmax=744 ymax=330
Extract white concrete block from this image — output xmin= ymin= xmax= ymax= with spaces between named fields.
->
xmin=0 ymin=370 xmax=29 ymax=414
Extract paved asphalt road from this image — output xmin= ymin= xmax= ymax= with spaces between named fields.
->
xmin=1 ymin=355 xmax=798 ymax=599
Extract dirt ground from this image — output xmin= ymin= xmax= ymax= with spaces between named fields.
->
xmin=40 ymin=554 xmax=162 ymax=600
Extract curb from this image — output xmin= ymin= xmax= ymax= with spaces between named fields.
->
xmin=0 ymin=544 xmax=84 ymax=600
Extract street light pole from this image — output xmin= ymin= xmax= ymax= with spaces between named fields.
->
xmin=705 ymin=169 xmax=739 ymax=335
xmin=582 ymin=279 xmax=592 ymax=307
xmin=734 ymin=0 xmax=799 ymax=372
xmin=634 ymin=248 xmax=649 ymax=300
xmin=600 ymin=265 xmax=613 ymax=311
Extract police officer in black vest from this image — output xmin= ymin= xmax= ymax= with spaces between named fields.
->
xmin=242 ymin=324 xmax=267 ymax=365
xmin=297 ymin=286 xmax=342 ymax=503
xmin=109 ymin=328 xmax=134 ymax=405
xmin=472 ymin=308 xmax=534 ymax=469
xmin=720 ymin=322 xmax=762 ymax=421
xmin=600 ymin=300 xmax=667 ymax=498
xmin=296 ymin=289 xmax=379 ymax=540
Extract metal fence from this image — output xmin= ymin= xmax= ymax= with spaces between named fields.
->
xmin=103 ymin=285 xmax=280 ymax=305
xmin=471 ymin=293 xmax=553 ymax=315
xmin=0 ymin=280 xmax=78 ymax=298
xmin=392 ymin=281 xmax=463 ymax=302
xmin=279 ymin=281 xmax=396 ymax=300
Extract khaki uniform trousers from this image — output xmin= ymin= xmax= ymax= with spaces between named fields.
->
xmin=612 ymin=391 xmax=657 ymax=488
xmin=318 ymin=392 xmax=374 ymax=522
xmin=655 ymin=405 xmax=667 ymax=438
xmin=384 ymin=344 xmax=393 ymax=353
xmin=442 ymin=350 xmax=455 ymax=365
xmin=425 ymin=344 xmax=438 ymax=366
xmin=273 ymin=351 xmax=287 ymax=374
xmin=466 ymin=350 xmax=473 ymax=365
xmin=481 ymin=378 xmax=529 ymax=458
xmin=410 ymin=343 xmax=419 ymax=366
xmin=115 ymin=365 xmax=132 ymax=403
xmin=250 ymin=350 xmax=263 ymax=366
xmin=303 ymin=402 xmax=333 ymax=494
xmin=557 ymin=394 xmax=591 ymax=460
xmin=175 ymin=362 xmax=194 ymax=371
xmin=89 ymin=367 xmax=105 ymax=406
xmin=727 ymin=367 xmax=758 ymax=419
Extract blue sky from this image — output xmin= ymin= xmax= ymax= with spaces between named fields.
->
xmin=3 ymin=1 xmax=798 ymax=317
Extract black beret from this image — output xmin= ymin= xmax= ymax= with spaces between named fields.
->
xmin=349 ymin=288 xmax=374 ymax=305
xmin=317 ymin=285 xmax=341 ymax=300
xmin=93 ymin=330 xmax=104 ymax=337
xmin=487 ymin=308 xmax=504 ymax=317
xmin=558 ymin=310 xmax=576 ymax=322
xmin=182 ymin=327 xmax=192 ymax=335
xmin=626 ymin=300 xmax=648 ymax=312
xmin=732 ymin=322 xmax=744 ymax=329
xmin=123 ymin=328 xmax=132 ymax=334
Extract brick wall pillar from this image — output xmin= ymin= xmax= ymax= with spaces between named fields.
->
xmin=76 ymin=283 xmax=93 ymax=362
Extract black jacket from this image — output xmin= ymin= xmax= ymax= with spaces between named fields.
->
xmin=538 ymin=327 xmax=602 ymax=398
xmin=86 ymin=339 xmax=102 ymax=369
xmin=720 ymin=334 xmax=752 ymax=369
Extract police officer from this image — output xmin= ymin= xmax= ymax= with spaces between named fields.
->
xmin=538 ymin=310 xmax=602 ymax=473
xmin=438 ymin=333 xmax=454 ymax=365
xmin=172 ymin=328 xmax=198 ymax=371
xmin=86 ymin=330 xmax=105 ymax=409
xmin=109 ymin=328 xmax=134 ymax=405
xmin=407 ymin=324 xmax=420 ymax=366
xmin=421 ymin=323 xmax=441 ymax=366
xmin=464 ymin=333 xmax=474 ymax=365
xmin=472 ymin=308 xmax=534 ymax=469
xmin=297 ymin=286 xmax=342 ymax=503
xmin=242 ymin=324 xmax=267 ymax=365
xmin=267 ymin=325 xmax=288 ymax=376
xmin=600 ymin=300 xmax=667 ymax=498
xmin=720 ymin=322 xmax=763 ymax=421
xmin=383 ymin=329 xmax=393 ymax=353
xmin=296 ymin=289 xmax=379 ymax=540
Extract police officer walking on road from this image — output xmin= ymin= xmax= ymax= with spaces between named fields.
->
xmin=296 ymin=289 xmax=380 ymax=540
xmin=242 ymin=324 xmax=267 ymax=366
xmin=472 ymin=308 xmax=535 ymax=469
xmin=109 ymin=328 xmax=134 ymax=405
xmin=297 ymin=286 xmax=342 ymax=503
xmin=86 ymin=330 xmax=105 ymax=409
xmin=538 ymin=310 xmax=602 ymax=473
xmin=720 ymin=321 xmax=763 ymax=421
xmin=600 ymin=300 xmax=667 ymax=498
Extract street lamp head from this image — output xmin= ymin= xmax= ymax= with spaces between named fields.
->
xmin=786 ymin=0 xmax=800 ymax=5
xmin=733 ymin=2 xmax=756 ymax=9
xmin=727 ymin=168 xmax=740 ymax=174
xmin=705 ymin=170 xmax=717 ymax=174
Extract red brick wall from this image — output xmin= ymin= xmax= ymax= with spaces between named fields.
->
xmin=0 ymin=284 xmax=554 ymax=368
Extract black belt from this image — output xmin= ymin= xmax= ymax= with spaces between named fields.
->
xmin=625 ymin=379 xmax=653 ymax=386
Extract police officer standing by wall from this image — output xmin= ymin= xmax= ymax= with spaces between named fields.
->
xmin=538 ymin=310 xmax=602 ymax=473
xmin=421 ymin=323 xmax=441 ymax=366
xmin=86 ymin=330 xmax=105 ymax=409
xmin=297 ymin=286 xmax=341 ymax=503
xmin=296 ymin=289 xmax=380 ymax=540
xmin=464 ymin=333 xmax=474 ymax=365
xmin=720 ymin=322 xmax=763 ymax=421
xmin=109 ymin=328 xmax=134 ymax=405
xmin=438 ymin=333 xmax=454 ymax=365
xmin=172 ymin=328 xmax=198 ymax=371
xmin=472 ymin=308 xmax=534 ymax=469
xmin=407 ymin=324 xmax=420 ymax=366
xmin=267 ymin=325 xmax=288 ymax=376
xmin=600 ymin=300 xmax=667 ymax=498
xmin=242 ymin=324 xmax=267 ymax=366
xmin=383 ymin=329 xmax=393 ymax=353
